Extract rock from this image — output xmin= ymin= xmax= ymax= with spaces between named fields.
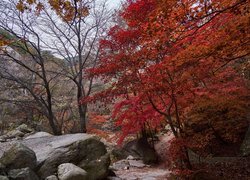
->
xmin=123 ymin=137 xmax=158 ymax=164
xmin=79 ymin=153 xmax=110 ymax=179
xmin=128 ymin=160 xmax=147 ymax=168
xmin=8 ymin=167 xmax=39 ymax=180
xmin=45 ymin=175 xmax=58 ymax=180
xmin=24 ymin=132 xmax=53 ymax=140
xmin=37 ymin=136 xmax=108 ymax=179
xmin=16 ymin=124 xmax=33 ymax=134
xmin=0 ymin=163 xmax=6 ymax=176
xmin=0 ymin=143 xmax=37 ymax=170
xmin=126 ymin=155 xmax=136 ymax=160
xmin=107 ymin=169 xmax=116 ymax=177
xmin=0 ymin=134 xmax=110 ymax=179
xmin=0 ymin=137 xmax=6 ymax=143
xmin=112 ymin=159 xmax=147 ymax=171
xmin=0 ymin=176 xmax=8 ymax=180
xmin=110 ymin=148 xmax=128 ymax=162
xmin=107 ymin=177 xmax=122 ymax=180
xmin=4 ymin=130 xmax=24 ymax=139
xmin=112 ymin=160 xmax=130 ymax=171
xmin=58 ymin=163 xmax=87 ymax=180
xmin=100 ymin=138 xmax=116 ymax=153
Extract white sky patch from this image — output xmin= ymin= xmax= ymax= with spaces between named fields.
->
xmin=107 ymin=0 xmax=123 ymax=8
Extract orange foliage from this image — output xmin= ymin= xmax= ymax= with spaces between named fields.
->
xmin=87 ymin=113 xmax=119 ymax=142
xmin=16 ymin=0 xmax=89 ymax=21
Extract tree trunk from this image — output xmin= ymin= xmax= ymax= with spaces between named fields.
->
xmin=183 ymin=146 xmax=192 ymax=170
xmin=77 ymin=82 xmax=87 ymax=133
xmin=78 ymin=103 xmax=87 ymax=133
xmin=48 ymin=113 xmax=61 ymax=135
xmin=45 ymin=81 xmax=61 ymax=135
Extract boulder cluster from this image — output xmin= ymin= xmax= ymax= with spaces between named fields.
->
xmin=0 ymin=132 xmax=110 ymax=180
xmin=0 ymin=124 xmax=160 ymax=180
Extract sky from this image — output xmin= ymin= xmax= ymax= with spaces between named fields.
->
xmin=107 ymin=0 xmax=124 ymax=9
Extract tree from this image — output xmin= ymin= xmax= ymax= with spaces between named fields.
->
xmin=37 ymin=0 xmax=112 ymax=133
xmin=0 ymin=1 xmax=63 ymax=135
xmin=86 ymin=0 xmax=250 ymax=169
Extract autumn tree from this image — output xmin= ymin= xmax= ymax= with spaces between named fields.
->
xmin=86 ymin=0 xmax=250 ymax=169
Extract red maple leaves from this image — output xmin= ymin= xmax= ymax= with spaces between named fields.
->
xmin=85 ymin=0 xmax=249 ymax=146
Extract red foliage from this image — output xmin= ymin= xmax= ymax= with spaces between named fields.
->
xmin=112 ymin=95 xmax=164 ymax=143
xmin=86 ymin=0 xmax=250 ymax=169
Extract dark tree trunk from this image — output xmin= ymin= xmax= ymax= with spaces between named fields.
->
xmin=77 ymin=81 xmax=87 ymax=133
xmin=48 ymin=113 xmax=61 ymax=135
xmin=78 ymin=103 xmax=87 ymax=133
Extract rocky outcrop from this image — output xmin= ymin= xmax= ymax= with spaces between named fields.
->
xmin=0 ymin=133 xmax=110 ymax=180
xmin=58 ymin=163 xmax=87 ymax=180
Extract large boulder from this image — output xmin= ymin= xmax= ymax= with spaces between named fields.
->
xmin=24 ymin=132 xmax=53 ymax=140
xmin=36 ymin=136 xmax=108 ymax=179
xmin=0 ymin=143 xmax=36 ymax=170
xmin=58 ymin=163 xmax=87 ymax=180
xmin=8 ymin=167 xmax=39 ymax=180
xmin=79 ymin=153 xmax=110 ymax=179
xmin=123 ymin=138 xmax=158 ymax=164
